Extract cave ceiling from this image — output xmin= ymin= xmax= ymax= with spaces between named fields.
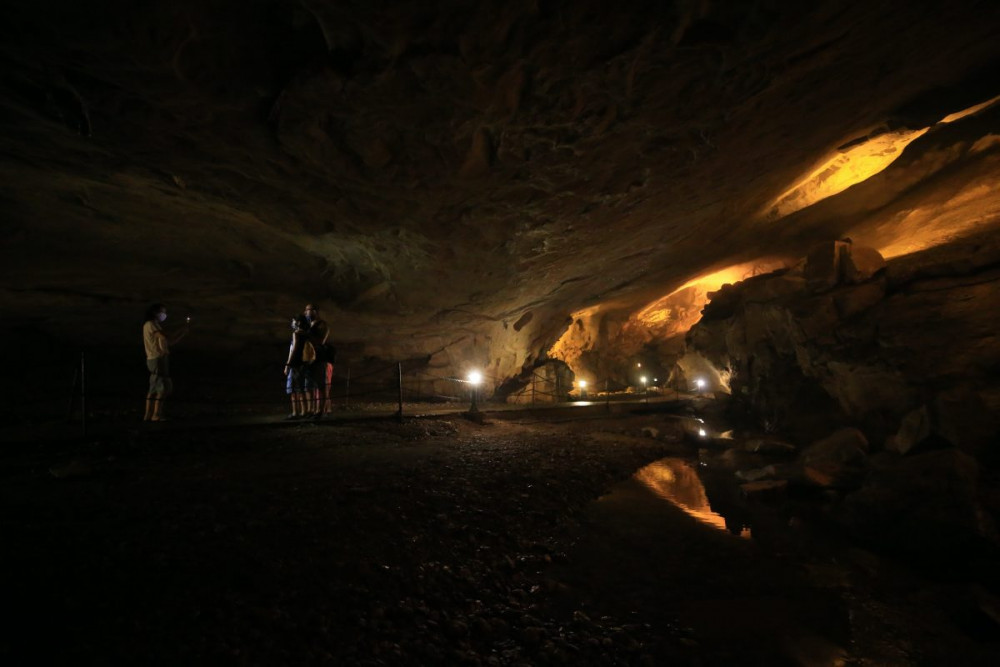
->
xmin=2 ymin=0 xmax=999 ymax=377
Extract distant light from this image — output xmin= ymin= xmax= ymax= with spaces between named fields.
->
xmin=467 ymin=371 xmax=483 ymax=385
xmin=695 ymin=378 xmax=706 ymax=389
xmin=653 ymin=378 xmax=658 ymax=382
xmin=578 ymin=380 xmax=587 ymax=389
xmin=640 ymin=376 xmax=647 ymax=385
xmin=636 ymin=363 xmax=641 ymax=368
xmin=698 ymin=428 xmax=707 ymax=437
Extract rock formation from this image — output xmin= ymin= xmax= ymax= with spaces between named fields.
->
xmin=0 ymin=0 xmax=998 ymax=419
xmin=687 ymin=235 xmax=1000 ymax=456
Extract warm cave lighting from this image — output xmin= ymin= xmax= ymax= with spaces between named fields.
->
xmin=636 ymin=362 xmax=642 ymax=368
xmin=636 ymin=459 xmax=751 ymax=538
xmin=695 ymin=378 xmax=706 ymax=390
xmin=578 ymin=380 xmax=587 ymax=389
xmin=467 ymin=370 xmax=482 ymax=413
xmin=640 ymin=376 xmax=647 ymax=385
xmin=767 ymin=95 xmax=1000 ymax=219
xmin=698 ymin=428 xmax=707 ymax=438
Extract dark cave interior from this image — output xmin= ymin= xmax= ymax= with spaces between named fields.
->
xmin=1 ymin=0 xmax=999 ymax=664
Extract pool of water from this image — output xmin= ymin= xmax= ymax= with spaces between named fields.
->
xmin=634 ymin=457 xmax=752 ymax=539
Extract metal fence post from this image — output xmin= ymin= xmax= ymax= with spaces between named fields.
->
xmin=344 ymin=365 xmax=350 ymax=407
xmin=80 ymin=352 xmax=87 ymax=437
xmin=395 ymin=362 xmax=403 ymax=421
xmin=67 ymin=360 xmax=80 ymax=421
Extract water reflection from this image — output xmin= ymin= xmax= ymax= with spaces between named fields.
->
xmin=635 ymin=458 xmax=751 ymax=539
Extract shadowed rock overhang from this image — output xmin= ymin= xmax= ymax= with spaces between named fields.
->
xmin=1 ymin=0 xmax=999 ymax=388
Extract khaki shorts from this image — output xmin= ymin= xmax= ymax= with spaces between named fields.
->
xmin=147 ymin=355 xmax=174 ymax=396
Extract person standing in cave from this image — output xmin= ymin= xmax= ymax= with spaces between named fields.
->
xmin=304 ymin=303 xmax=333 ymax=418
xmin=142 ymin=303 xmax=188 ymax=422
xmin=284 ymin=315 xmax=314 ymax=420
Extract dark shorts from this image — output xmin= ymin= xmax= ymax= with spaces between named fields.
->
xmin=286 ymin=366 xmax=315 ymax=394
xmin=309 ymin=362 xmax=328 ymax=389
xmin=147 ymin=355 xmax=173 ymax=396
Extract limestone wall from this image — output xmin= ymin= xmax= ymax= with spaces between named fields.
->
xmin=687 ymin=235 xmax=1000 ymax=462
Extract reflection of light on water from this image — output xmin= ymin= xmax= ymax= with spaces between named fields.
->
xmin=635 ymin=458 xmax=751 ymax=539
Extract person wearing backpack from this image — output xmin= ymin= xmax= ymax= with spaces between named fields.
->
xmin=304 ymin=304 xmax=334 ymax=417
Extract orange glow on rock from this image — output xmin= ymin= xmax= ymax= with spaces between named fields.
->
xmin=939 ymin=94 xmax=1000 ymax=124
xmin=636 ymin=459 xmax=750 ymax=538
xmin=636 ymin=258 xmax=790 ymax=327
xmin=767 ymin=97 xmax=1000 ymax=220
xmin=861 ymin=179 xmax=1000 ymax=259
xmin=549 ymin=259 xmax=789 ymax=378
xmin=767 ymin=128 xmax=929 ymax=219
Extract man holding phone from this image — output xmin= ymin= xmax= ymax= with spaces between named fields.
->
xmin=142 ymin=303 xmax=190 ymax=422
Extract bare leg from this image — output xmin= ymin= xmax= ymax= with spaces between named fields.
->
xmin=144 ymin=394 xmax=155 ymax=421
xmin=324 ymin=364 xmax=334 ymax=414
xmin=149 ymin=395 xmax=164 ymax=421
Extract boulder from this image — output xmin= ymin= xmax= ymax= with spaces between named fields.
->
xmin=798 ymin=427 xmax=870 ymax=489
xmin=735 ymin=465 xmax=777 ymax=482
xmin=833 ymin=279 xmax=886 ymax=319
xmin=884 ymin=405 xmax=931 ymax=455
xmin=745 ymin=437 xmax=797 ymax=457
xmin=740 ymin=480 xmax=788 ymax=499
xmin=804 ymin=240 xmax=850 ymax=293
xmin=703 ymin=447 xmax=757 ymax=471
xmin=931 ymin=386 xmax=999 ymax=462
xmin=839 ymin=244 xmax=886 ymax=284
xmin=800 ymin=427 xmax=869 ymax=464
xmin=838 ymin=449 xmax=997 ymax=559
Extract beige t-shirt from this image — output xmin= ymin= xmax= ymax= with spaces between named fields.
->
xmin=143 ymin=320 xmax=168 ymax=360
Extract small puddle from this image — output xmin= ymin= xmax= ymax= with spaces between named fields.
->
xmin=634 ymin=457 xmax=752 ymax=539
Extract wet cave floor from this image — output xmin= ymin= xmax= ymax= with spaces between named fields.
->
xmin=1 ymin=409 xmax=998 ymax=665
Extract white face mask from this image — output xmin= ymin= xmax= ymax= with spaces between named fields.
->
xmin=157 ymin=312 xmax=167 ymax=323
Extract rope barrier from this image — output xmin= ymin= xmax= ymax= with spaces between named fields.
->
xmin=44 ymin=352 xmax=622 ymax=430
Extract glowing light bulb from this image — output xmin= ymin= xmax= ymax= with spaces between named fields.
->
xmin=640 ymin=376 xmax=647 ymax=385
xmin=467 ymin=371 xmax=482 ymax=385
xmin=698 ymin=428 xmax=707 ymax=437
xmin=578 ymin=380 xmax=587 ymax=389
xmin=695 ymin=378 xmax=706 ymax=389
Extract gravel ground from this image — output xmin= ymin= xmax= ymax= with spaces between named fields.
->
xmin=2 ymin=411 xmax=694 ymax=665
xmin=4 ymin=409 xmax=999 ymax=666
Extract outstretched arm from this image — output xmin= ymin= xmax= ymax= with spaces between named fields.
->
xmin=167 ymin=325 xmax=189 ymax=346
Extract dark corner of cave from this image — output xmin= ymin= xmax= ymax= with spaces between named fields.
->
xmin=2 ymin=0 xmax=999 ymax=664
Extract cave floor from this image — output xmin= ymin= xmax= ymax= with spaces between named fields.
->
xmin=1 ymin=409 xmax=998 ymax=665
